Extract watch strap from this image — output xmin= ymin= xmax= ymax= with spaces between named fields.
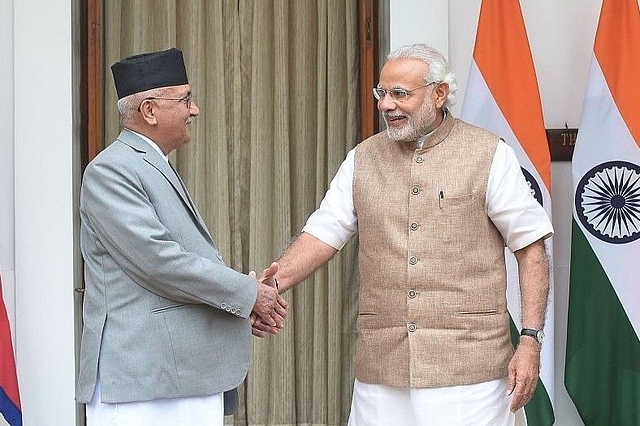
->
xmin=520 ymin=328 xmax=543 ymax=343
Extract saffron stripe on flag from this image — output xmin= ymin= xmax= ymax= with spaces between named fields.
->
xmin=473 ymin=0 xmax=551 ymax=190
xmin=594 ymin=0 xmax=640 ymax=147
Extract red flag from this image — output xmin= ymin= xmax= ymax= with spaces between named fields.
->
xmin=0 ymin=274 xmax=21 ymax=426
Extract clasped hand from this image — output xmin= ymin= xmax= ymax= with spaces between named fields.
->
xmin=250 ymin=262 xmax=288 ymax=338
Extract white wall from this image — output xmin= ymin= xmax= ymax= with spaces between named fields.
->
xmin=0 ymin=1 xmax=17 ymax=425
xmin=0 ymin=0 xmax=16 ymax=348
xmin=1 ymin=0 xmax=78 ymax=424
xmin=389 ymin=1 xmax=608 ymax=425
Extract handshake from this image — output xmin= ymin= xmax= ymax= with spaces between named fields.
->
xmin=249 ymin=261 xmax=288 ymax=338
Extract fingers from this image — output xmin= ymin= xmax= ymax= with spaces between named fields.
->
xmin=509 ymin=378 xmax=537 ymax=412
xmin=251 ymin=313 xmax=283 ymax=337
xmin=259 ymin=262 xmax=279 ymax=285
xmin=267 ymin=296 xmax=288 ymax=329
xmin=507 ymin=344 xmax=540 ymax=412
xmin=250 ymin=267 xmax=289 ymax=337
xmin=253 ymin=283 xmax=278 ymax=326
xmin=250 ymin=312 xmax=268 ymax=338
xmin=275 ymin=295 xmax=288 ymax=317
xmin=252 ymin=329 xmax=267 ymax=338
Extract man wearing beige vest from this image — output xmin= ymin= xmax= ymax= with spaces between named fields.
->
xmin=255 ymin=43 xmax=552 ymax=425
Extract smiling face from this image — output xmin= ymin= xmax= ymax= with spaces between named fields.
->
xmin=152 ymin=84 xmax=200 ymax=153
xmin=131 ymin=84 xmax=200 ymax=155
xmin=377 ymin=58 xmax=446 ymax=142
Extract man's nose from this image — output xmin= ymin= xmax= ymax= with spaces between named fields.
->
xmin=190 ymin=101 xmax=200 ymax=116
xmin=377 ymin=95 xmax=397 ymax=112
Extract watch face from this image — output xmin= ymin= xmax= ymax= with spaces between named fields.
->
xmin=536 ymin=330 xmax=545 ymax=344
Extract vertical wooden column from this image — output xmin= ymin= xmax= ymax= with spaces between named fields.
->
xmin=358 ymin=0 xmax=379 ymax=140
xmin=86 ymin=0 xmax=102 ymax=164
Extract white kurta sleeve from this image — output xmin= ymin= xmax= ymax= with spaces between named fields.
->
xmin=487 ymin=141 xmax=553 ymax=252
xmin=302 ymin=148 xmax=358 ymax=250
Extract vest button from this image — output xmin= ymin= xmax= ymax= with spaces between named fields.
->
xmin=411 ymin=186 xmax=420 ymax=195
xmin=416 ymin=156 xmax=424 ymax=163
xmin=409 ymin=256 xmax=418 ymax=265
xmin=410 ymin=222 xmax=419 ymax=231
xmin=408 ymin=289 xmax=417 ymax=298
xmin=407 ymin=322 xmax=417 ymax=332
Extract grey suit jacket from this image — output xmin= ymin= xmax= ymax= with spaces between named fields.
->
xmin=76 ymin=129 xmax=258 ymax=404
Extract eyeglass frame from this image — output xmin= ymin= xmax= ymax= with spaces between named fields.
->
xmin=138 ymin=92 xmax=195 ymax=111
xmin=372 ymin=81 xmax=440 ymax=101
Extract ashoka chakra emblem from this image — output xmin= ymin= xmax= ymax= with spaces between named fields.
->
xmin=575 ymin=160 xmax=640 ymax=244
xmin=521 ymin=167 xmax=543 ymax=207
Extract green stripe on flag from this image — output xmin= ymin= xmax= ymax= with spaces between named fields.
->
xmin=565 ymin=219 xmax=640 ymax=425
xmin=509 ymin=320 xmax=555 ymax=426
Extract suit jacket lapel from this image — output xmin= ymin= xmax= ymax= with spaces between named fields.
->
xmin=115 ymin=129 xmax=215 ymax=245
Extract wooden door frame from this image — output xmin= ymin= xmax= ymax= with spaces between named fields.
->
xmin=83 ymin=0 xmax=102 ymax=167
xmin=358 ymin=0 xmax=380 ymax=140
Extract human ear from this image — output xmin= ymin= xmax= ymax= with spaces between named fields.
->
xmin=434 ymin=82 xmax=449 ymax=109
xmin=139 ymin=100 xmax=158 ymax=125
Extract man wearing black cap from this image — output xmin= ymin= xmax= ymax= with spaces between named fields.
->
xmin=76 ymin=47 xmax=286 ymax=425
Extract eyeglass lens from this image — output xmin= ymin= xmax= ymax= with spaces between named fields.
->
xmin=373 ymin=87 xmax=410 ymax=101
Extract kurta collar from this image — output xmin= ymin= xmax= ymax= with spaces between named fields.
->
xmin=401 ymin=108 xmax=456 ymax=152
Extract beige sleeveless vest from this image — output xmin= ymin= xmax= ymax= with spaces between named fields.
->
xmin=352 ymin=113 xmax=513 ymax=387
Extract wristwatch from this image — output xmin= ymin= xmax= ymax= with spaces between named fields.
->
xmin=520 ymin=328 xmax=545 ymax=344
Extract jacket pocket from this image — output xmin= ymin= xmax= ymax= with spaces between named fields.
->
xmin=151 ymin=303 xmax=189 ymax=314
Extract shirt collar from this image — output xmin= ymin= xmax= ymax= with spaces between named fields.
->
xmin=126 ymin=129 xmax=169 ymax=163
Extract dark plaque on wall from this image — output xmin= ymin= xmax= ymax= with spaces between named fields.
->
xmin=546 ymin=128 xmax=577 ymax=161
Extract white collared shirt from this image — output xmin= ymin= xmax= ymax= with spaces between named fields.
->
xmin=126 ymin=128 xmax=169 ymax=163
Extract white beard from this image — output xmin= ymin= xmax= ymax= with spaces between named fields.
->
xmin=385 ymin=97 xmax=437 ymax=142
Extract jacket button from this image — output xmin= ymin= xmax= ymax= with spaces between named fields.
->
xmin=409 ymin=256 xmax=418 ymax=265
xmin=410 ymin=222 xmax=419 ymax=231
xmin=408 ymin=290 xmax=417 ymax=298
xmin=416 ymin=156 xmax=424 ymax=163
xmin=407 ymin=323 xmax=417 ymax=332
xmin=411 ymin=186 xmax=420 ymax=195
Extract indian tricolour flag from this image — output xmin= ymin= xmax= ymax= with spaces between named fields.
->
xmin=461 ymin=1 xmax=554 ymax=424
xmin=565 ymin=0 xmax=640 ymax=424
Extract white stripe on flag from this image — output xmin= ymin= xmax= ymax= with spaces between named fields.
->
xmin=461 ymin=60 xmax=555 ymax=405
xmin=573 ymin=59 xmax=640 ymax=337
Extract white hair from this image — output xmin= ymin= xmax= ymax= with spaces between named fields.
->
xmin=117 ymin=87 xmax=166 ymax=123
xmin=387 ymin=43 xmax=458 ymax=108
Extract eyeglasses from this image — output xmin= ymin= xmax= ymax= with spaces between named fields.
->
xmin=373 ymin=81 xmax=439 ymax=101
xmin=139 ymin=93 xmax=195 ymax=111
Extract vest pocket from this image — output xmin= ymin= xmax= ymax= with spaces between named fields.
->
xmin=455 ymin=309 xmax=499 ymax=317
xmin=357 ymin=311 xmax=388 ymax=329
